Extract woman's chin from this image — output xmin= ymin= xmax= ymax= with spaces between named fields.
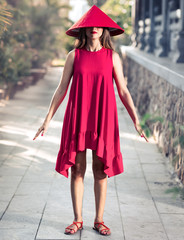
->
xmin=88 ymin=36 xmax=100 ymax=40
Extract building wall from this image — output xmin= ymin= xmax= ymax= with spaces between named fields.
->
xmin=122 ymin=52 xmax=184 ymax=184
xmin=132 ymin=0 xmax=184 ymax=63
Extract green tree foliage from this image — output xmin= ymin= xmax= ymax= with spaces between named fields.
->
xmin=0 ymin=2 xmax=33 ymax=85
xmin=0 ymin=0 xmax=13 ymax=36
xmin=101 ymin=0 xmax=133 ymax=45
xmin=0 ymin=0 xmax=71 ymax=86
xmin=87 ymin=0 xmax=107 ymax=7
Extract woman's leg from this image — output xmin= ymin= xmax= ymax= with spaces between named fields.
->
xmin=92 ymin=150 xmax=110 ymax=235
xmin=65 ymin=149 xmax=86 ymax=234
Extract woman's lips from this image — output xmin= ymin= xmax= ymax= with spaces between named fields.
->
xmin=91 ymin=31 xmax=97 ymax=34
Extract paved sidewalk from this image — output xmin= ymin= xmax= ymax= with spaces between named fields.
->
xmin=0 ymin=67 xmax=184 ymax=240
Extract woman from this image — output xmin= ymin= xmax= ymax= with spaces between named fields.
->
xmin=33 ymin=5 xmax=147 ymax=236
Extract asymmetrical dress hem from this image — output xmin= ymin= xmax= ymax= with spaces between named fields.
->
xmin=55 ymin=130 xmax=124 ymax=178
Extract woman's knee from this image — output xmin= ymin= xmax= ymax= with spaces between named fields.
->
xmin=92 ymin=151 xmax=107 ymax=180
xmin=71 ymin=150 xmax=86 ymax=179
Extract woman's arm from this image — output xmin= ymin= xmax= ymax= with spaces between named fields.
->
xmin=112 ymin=51 xmax=148 ymax=142
xmin=33 ymin=49 xmax=75 ymax=140
xmin=45 ymin=49 xmax=75 ymax=122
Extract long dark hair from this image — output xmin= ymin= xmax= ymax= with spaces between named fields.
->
xmin=74 ymin=27 xmax=114 ymax=50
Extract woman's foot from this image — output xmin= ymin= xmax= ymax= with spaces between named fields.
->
xmin=65 ymin=221 xmax=83 ymax=234
xmin=93 ymin=221 xmax=111 ymax=235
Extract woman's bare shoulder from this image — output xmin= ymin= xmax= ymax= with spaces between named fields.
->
xmin=112 ymin=50 xmax=121 ymax=65
xmin=65 ymin=49 xmax=75 ymax=64
xmin=112 ymin=50 xmax=120 ymax=58
xmin=67 ymin=49 xmax=75 ymax=58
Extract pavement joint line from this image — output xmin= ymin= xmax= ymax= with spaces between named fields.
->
xmin=160 ymin=213 xmax=184 ymax=215
xmin=0 ymin=154 xmax=9 ymax=167
xmin=0 ymin=158 xmax=32 ymax=221
xmin=0 ymin=133 xmax=22 ymax=167
xmin=114 ymin=176 xmax=126 ymax=240
xmin=133 ymin=140 xmax=170 ymax=240
xmin=0 ymin=140 xmax=43 ymax=221
xmin=34 ymin=170 xmax=57 ymax=240
xmin=34 ymin=202 xmax=47 ymax=240
xmin=0 ymin=178 xmax=23 ymax=221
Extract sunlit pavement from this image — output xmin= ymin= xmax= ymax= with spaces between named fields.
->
xmin=0 ymin=67 xmax=184 ymax=240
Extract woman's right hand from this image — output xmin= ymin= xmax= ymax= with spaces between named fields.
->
xmin=33 ymin=119 xmax=50 ymax=140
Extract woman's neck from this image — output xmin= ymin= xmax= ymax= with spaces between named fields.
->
xmin=86 ymin=39 xmax=102 ymax=52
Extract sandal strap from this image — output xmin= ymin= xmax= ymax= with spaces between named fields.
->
xmin=94 ymin=221 xmax=110 ymax=231
xmin=73 ymin=221 xmax=83 ymax=229
xmin=94 ymin=221 xmax=104 ymax=229
xmin=66 ymin=221 xmax=83 ymax=232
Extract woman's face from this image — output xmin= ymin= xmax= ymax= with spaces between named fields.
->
xmin=85 ymin=27 xmax=103 ymax=40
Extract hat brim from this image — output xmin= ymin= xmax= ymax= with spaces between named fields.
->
xmin=66 ymin=27 xmax=124 ymax=37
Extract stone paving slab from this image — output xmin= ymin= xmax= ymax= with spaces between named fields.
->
xmin=0 ymin=67 xmax=184 ymax=240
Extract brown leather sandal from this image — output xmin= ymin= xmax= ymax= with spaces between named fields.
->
xmin=93 ymin=221 xmax=111 ymax=236
xmin=65 ymin=221 xmax=83 ymax=235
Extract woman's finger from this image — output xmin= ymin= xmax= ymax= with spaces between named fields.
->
xmin=33 ymin=132 xmax=38 ymax=140
xmin=141 ymin=132 xmax=149 ymax=142
xmin=41 ymin=129 xmax=45 ymax=136
xmin=33 ymin=130 xmax=40 ymax=140
xmin=135 ymin=125 xmax=149 ymax=142
xmin=33 ymin=127 xmax=44 ymax=140
xmin=136 ymin=127 xmax=143 ymax=137
xmin=41 ymin=126 xmax=48 ymax=136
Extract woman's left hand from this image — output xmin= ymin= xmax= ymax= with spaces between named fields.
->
xmin=134 ymin=122 xmax=149 ymax=142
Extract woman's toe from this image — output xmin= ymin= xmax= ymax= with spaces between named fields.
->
xmin=101 ymin=230 xmax=106 ymax=234
xmin=103 ymin=229 xmax=110 ymax=235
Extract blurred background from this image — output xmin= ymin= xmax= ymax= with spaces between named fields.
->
xmin=0 ymin=0 xmax=132 ymax=80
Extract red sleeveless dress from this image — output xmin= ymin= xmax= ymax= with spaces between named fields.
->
xmin=55 ymin=47 xmax=124 ymax=178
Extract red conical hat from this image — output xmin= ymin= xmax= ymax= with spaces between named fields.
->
xmin=66 ymin=5 xmax=124 ymax=37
